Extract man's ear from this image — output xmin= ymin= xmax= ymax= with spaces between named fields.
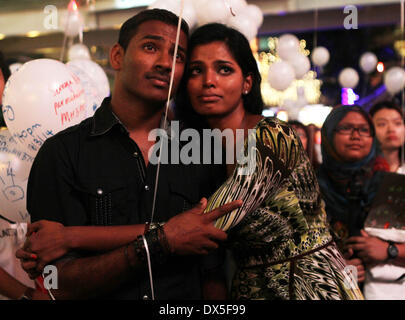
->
xmin=110 ymin=43 xmax=124 ymax=71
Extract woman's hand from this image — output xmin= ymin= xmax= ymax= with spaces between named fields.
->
xmin=346 ymin=229 xmax=388 ymax=265
xmin=16 ymin=220 xmax=71 ymax=277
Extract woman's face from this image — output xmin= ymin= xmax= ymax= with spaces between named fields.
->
xmin=372 ymin=108 xmax=405 ymax=151
xmin=333 ymin=111 xmax=373 ymax=162
xmin=187 ymin=41 xmax=252 ymax=117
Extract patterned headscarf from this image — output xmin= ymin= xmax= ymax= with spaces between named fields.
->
xmin=317 ymin=105 xmax=386 ymax=241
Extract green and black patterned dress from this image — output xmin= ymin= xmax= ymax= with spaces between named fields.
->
xmin=204 ymin=117 xmax=363 ymax=300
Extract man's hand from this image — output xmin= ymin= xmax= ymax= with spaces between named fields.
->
xmin=346 ymin=229 xmax=388 ymax=265
xmin=164 ymin=198 xmax=242 ymax=255
xmin=16 ymin=220 xmax=70 ymax=278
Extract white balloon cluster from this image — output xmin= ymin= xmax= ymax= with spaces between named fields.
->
xmin=267 ymin=34 xmax=311 ymax=92
xmin=0 ymin=129 xmax=33 ymax=223
xmin=0 ymin=55 xmax=110 ymax=222
xmin=148 ymin=0 xmax=264 ymax=41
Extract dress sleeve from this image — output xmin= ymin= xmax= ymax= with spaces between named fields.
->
xmin=204 ymin=118 xmax=300 ymax=231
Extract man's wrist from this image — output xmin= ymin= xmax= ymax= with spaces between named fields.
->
xmin=66 ymin=226 xmax=78 ymax=250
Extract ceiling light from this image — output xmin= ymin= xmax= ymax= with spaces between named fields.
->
xmin=26 ymin=31 xmax=40 ymax=38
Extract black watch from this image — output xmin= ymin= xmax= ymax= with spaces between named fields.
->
xmin=387 ymin=241 xmax=399 ymax=260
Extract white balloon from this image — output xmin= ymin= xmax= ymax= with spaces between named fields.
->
xmin=2 ymin=59 xmax=87 ymax=156
xmin=149 ymin=0 xmax=196 ymax=28
xmin=61 ymin=11 xmax=84 ymax=38
xmin=245 ymin=4 xmax=263 ymax=28
xmin=9 ymin=63 xmax=23 ymax=75
xmin=384 ymin=67 xmax=405 ymax=95
xmin=196 ymin=0 xmax=231 ymax=25
xmin=66 ymin=64 xmax=101 ymax=118
xmin=148 ymin=0 xmax=181 ymax=16
xmin=68 ymin=43 xmax=91 ymax=61
xmin=227 ymin=13 xmax=257 ymax=41
xmin=227 ymin=0 xmax=247 ymax=15
xmin=67 ymin=59 xmax=110 ymax=106
xmin=182 ymin=0 xmax=198 ymax=29
xmin=289 ymin=53 xmax=311 ymax=79
xmin=359 ymin=52 xmax=378 ymax=74
xmin=338 ymin=68 xmax=359 ymax=89
xmin=268 ymin=61 xmax=295 ymax=91
xmin=311 ymin=46 xmax=330 ymax=67
xmin=277 ymin=34 xmax=300 ymax=61
xmin=0 ymin=129 xmax=35 ymax=223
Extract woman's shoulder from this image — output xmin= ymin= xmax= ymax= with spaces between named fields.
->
xmin=254 ymin=116 xmax=298 ymax=142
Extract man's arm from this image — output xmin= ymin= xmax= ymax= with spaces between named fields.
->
xmin=37 ymin=199 xmax=240 ymax=299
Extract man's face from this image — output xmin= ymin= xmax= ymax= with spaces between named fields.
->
xmin=117 ymin=20 xmax=187 ymax=104
xmin=0 ymin=70 xmax=4 ymax=105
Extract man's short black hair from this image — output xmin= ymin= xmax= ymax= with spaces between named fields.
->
xmin=118 ymin=8 xmax=189 ymax=51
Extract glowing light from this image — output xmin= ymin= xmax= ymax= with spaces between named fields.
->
xmin=0 ymin=34 xmax=5 ymax=40
xmin=298 ymin=104 xmax=332 ymax=128
xmin=26 ymin=31 xmax=40 ymax=38
xmin=68 ymin=0 xmax=78 ymax=11
xmin=277 ymin=111 xmax=289 ymax=122
xmin=262 ymin=109 xmax=275 ymax=117
xmin=377 ymin=62 xmax=384 ymax=73
xmin=341 ymin=88 xmax=359 ymax=105
xmin=115 ymin=0 xmax=154 ymax=9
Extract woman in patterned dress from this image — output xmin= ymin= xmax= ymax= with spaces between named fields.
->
xmin=175 ymin=23 xmax=363 ymax=300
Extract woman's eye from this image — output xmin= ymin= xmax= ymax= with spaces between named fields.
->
xmin=189 ymin=67 xmax=201 ymax=76
xmin=219 ymin=66 xmax=232 ymax=74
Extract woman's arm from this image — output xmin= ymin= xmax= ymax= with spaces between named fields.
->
xmin=16 ymin=220 xmax=147 ymax=278
xmin=204 ymin=118 xmax=300 ymax=231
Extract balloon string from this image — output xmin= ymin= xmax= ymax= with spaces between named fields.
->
xmin=223 ymin=0 xmax=236 ymax=16
xmin=59 ymin=10 xmax=71 ymax=61
xmin=150 ymin=0 xmax=184 ymax=224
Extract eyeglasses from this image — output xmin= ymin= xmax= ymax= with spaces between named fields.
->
xmin=334 ymin=125 xmax=372 ymax=137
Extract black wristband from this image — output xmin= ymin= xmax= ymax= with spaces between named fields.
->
xmin=132 ymin=227 xmax=170 ymax=268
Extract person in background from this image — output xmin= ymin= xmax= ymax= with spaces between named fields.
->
xmin=317 ymin=105 xmax=405 ymax=298
xmin=369 ymin=101 xmax=405 ymax=174
xmin=289 ymin=120 xmax=320 ymax=169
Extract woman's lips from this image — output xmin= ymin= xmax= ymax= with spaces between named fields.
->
xmin=346 ymin=144 xmax=362 ymax=150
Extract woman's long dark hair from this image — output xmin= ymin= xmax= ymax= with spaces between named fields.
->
xmin=174 ymin=23 xmax=264 ymax=130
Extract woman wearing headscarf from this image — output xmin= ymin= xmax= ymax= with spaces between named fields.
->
xmin=317 ymin=105 xmax=405 ymax=298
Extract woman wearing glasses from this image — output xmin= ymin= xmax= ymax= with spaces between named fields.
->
xmin=317 ymin=105 xmax=405 ymax=297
